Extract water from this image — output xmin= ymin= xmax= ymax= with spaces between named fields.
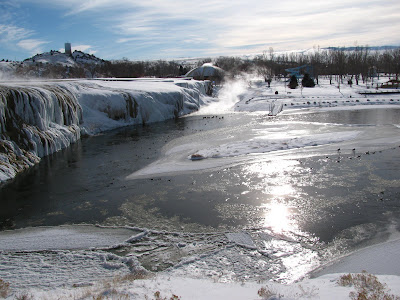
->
xmin=0 ymin=113 xmax=254 ymax=230
xmin=1 ymin=107 xmax=400 ymax=284
xmin=1 ymin=108 xmax=400 ymax=237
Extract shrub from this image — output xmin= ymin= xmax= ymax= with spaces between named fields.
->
xmin=258 ymin=286 xmax=282 ymax=299
xmin=15 ymin=293 xmax=34 ymax=300
xmin=152 ymin=291 xmax=181 ymax=300
xmin=338 ymin=271 xmax=400 ymax=300
xmin=0 ymin=279 xmax=10 ymax=298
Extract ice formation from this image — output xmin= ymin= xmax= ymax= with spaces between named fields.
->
xmin=0 ymin=79 xmax=211 ymax=182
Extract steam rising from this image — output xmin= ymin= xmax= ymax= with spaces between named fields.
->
xmin=199 ymin=74 xmax=261 ymax=114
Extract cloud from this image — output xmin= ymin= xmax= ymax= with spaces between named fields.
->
xmin=17 ymin=39 xmax=49 ymax=54
xmin=72 ymin=44 xmax=96 ymax=54
xmin=94 ymin=0 xmax=400 ymax=56
xmin=8 ymin=0 xmax=400 ymax=60
xmin=0 ymin=24 xmax=33 ymax=42
xmin=0 ymin=24 xmax=49 ymax=55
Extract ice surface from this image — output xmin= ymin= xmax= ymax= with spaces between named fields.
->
xmin=192 ymin=130 xmax=361 ymax=159
xmin=0 ymin=225 xmax=148 ymax=291
xmin=225 ymin=232 xmax=257 ymax=249
xmin=127 ymin=116 xmax=400 ymax=179
xmin=0 ymin=225 xmax=138 ymax=251
xmin=0 ymin=250 xmax=144 ymax=290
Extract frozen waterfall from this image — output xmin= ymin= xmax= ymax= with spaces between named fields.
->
xmin=0 ymin=79 xmax=211 ymax=182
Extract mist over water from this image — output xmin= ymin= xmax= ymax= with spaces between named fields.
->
xmin=198 ymin=78 xmax=250 ymax=114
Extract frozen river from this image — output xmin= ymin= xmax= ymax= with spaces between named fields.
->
xmin=1 ymin=106 xmax=400 ymax=288
xmin=2 ymin=108 xmax=400 ymax=236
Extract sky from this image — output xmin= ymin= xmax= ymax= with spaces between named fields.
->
xmin=0 ymin=0 xmax=400 ymax=61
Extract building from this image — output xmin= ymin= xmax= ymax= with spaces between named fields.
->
xmin=185 ymin=63 xmax=225 ymax=83
xmin=65 ymin=43 xmax=72 ymax=55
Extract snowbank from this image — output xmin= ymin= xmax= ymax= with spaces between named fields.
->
xmin=0 ymin=78 xmax=211 ymax=182
xmin=312 ymin=236 xmax=400 ymax=277
xmin=230 ymin=77 xmax=400 ymax=113
xmin=7 ymin=240 xmax=400 ymax=299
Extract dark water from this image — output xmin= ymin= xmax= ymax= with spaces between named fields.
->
xmin=1 ymin=108 xmax=400 ymax=250
xmin=0 ymin=114 xmax=252 ymax=230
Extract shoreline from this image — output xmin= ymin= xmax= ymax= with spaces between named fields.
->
xmin=311 ymin=236 xmax=400 ymax=278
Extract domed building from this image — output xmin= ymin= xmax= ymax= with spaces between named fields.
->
xmin=185 ymin=63 xmax=225 ymax=83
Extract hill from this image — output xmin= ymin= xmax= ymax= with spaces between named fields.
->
xmin=0 ymin=50 xmax=107 ymax=79
xmin=23 ymin=50 xmax=106 ymax=67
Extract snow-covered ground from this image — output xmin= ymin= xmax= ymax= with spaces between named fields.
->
xmin=129 ymin=76 xmax=400 ymax=179
xmin=2 ymin=225 xmax=400 ymax=299
xmin=4 ymin=239 xmax=400 ymax=299
xmin=1 ymin=76 xmax=400 ymax=299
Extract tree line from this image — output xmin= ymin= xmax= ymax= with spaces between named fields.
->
xmin=215 ymin=46 xmax=400 ymax=85
xmin=5 ymin=46 xmax=400 ymax=83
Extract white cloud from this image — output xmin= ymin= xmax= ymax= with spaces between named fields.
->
xmin=0 ymin=24 xmax=33 ymax=42
xmin=17 ymin=39 xmax=49 ymax=54
xmin=72 ymin=44 xmax=95 ymax=53
xmin=10 ymin=0 xmax=400 ymax=59
xmin=100 ymin=0 xmax=399 ymax=55
xmin=0 ymin=24 xmax=49 ymax=55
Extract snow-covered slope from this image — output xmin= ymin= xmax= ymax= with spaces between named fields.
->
xmin=23 ymin=50 xmax=105 ymax=67
xmin=0 ymin=78 xmax=210 ymax=182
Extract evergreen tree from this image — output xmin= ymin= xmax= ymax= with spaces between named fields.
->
xmin=289 ymin=75 xmax=298 ymax=89
xmin=302 ymin=73 xmax=315 ymax=87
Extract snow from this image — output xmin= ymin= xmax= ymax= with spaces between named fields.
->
xmin=190 ymin=130 xmax=361 ymax=160
xmin=0 ymin=250 xmax=144 ymax=291
xmin=185 ymin=63 xmax=225 ymax=79
xmin=23 ymin=50 xmax=104 ymax=67
xmin=127 ymin=76 xmax=400 ymax=179
xmin=6 ymin=244 xmax=400 ymax=299
xmin=0 ymin=78 xmax=210 ymax=182
xmin=2 ymin=76 xmax=400 ymax=298
xmin=312 ymin=236 xmax=400 ymax=277
xmin=2 ymin=227 xmax=400 ymax=299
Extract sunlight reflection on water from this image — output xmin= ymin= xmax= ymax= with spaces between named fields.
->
xmin=238 ymin=155 xmax=323 ymax=281
xmin=264 ymin=202 xmax=293 ymax=234
xmin=270 ymin=184 xmax=296 ymax=196
xmin=241 ymin=158 xmax=302 ymax=236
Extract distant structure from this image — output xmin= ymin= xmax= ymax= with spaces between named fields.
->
xmin=185 ymin=63 xmax=225 ymax=83
xmin=285 ymin=64 xmax=314 ymax=79
xmin=65 ymin=43 xmax=72 ymax=55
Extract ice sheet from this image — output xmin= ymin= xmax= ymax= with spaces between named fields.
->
xmin=127 ymin=117 xmax=400 ymax=179
xmin=0 ymin=225 xmax=137 ymax=251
